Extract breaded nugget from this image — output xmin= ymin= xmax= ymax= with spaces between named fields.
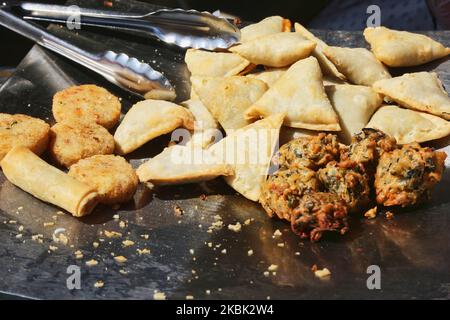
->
xmin=49 ymin=121 xmax=115 ymax=168
xmin=53 ymin=85 xmax=121 ymax=129
xmin=68 ymin=155 xmax=138 ymax=205
xmin=0 ymin=113 xmax=50 ymax=162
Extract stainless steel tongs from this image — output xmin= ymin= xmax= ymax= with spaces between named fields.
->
xmin=0 ymin=7 xmax=176 ymax=99
xmin=17 ymin=2 xmax=241 ymax=50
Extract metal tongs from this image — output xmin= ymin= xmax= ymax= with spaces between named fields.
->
xmin=17 ymin=2 xmax=241 ymax=50
xmin=0 ymin=3 xmax=240 ymax=99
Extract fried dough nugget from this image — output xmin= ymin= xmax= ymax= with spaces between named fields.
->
xmin=275 ymin=133 xmax=340 ymax=170
xmin=53 ymin=85 xmax=121 ymax=129
xmin=318 ymin=161 xmax=371 ymax=213
xmin=0 ymin=113 xmax=50 ymax=162
xmin=375 ymin=143 xmax=446 ymax=207
xmin=69 ymin=155 xmax=138 ymax=205
xmin=49 ymin=121 xmax=115 ymax=168
xmin=260 ymin=167 xmax=321 ymax=221
xmin=291 ymin=192 xmax=349 ymax=242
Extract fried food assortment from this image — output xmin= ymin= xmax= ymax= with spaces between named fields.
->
xmin=0 ymin=113 xmax=50 ymax=162
xmin=68 ymin=155 xmax=138 ymax=205
xmin=260 ymin=167 xmax=321 ymax=221
xmin=375 ymin=144 xmax=446 ymax=207
xmin=49 ymin=121 xmax=115 ymax=168
xmin=1 ymin=147 xmax=99 ymax=217
xmin=52 ymin=84 xmax=121 ymax=130
xmin=291 ymin=192 xmax=349 ymax=241
xmin=276 ymin=133 xmax=340 ymax=170
xmin=0 ymin=17 xmax=449 ymax=245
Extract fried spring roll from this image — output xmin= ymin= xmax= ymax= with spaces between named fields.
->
xmin=1 ymin=146 xmax=99 ymax=217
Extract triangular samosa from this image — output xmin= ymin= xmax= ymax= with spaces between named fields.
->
xmin=245 ymin=57 xmax=341 ymax=131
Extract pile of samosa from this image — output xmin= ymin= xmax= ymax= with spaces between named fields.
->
xmin=134 ymin=16 xmax=450 ymax=206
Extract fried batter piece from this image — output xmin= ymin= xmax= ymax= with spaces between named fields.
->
xmin=291 ymin=192 xmax=349 ymax=242
xmin=318 ymin=161 xmax=371 ymax=213
xmin=375 ymin=143 xmax=446 ymax=207
xmin=276 ymin=133 xmax=340 ymax=170
xmin=260 ymin=167 xmax=321 ymax=221
xmin=342 ymin=128 xmax=397 ymax=174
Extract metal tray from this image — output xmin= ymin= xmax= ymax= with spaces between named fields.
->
xmin=0 ymin=0 xmax=450 ymax=300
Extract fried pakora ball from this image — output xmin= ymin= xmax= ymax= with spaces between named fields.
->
xmin=375 ymin=143 xmax=446 ymax=207
xmin=49 ymin=121 xmax=115 ymax=168
xmin=69 ymin=155 xmax=138 ymax=205
xmin=0 ymin=113 xmax=50 ymax=162
xmin=318 ymin=161 xmax=371 ymax=213
xmin=260 ymin=167 xmax=321 ymax=221
xmin=291 ymin=192 xmax=349 ymax=242
xmin=53 ymin=85 xmax=121 ymax=130
xmin=341 ymin=128 xmax=397 ymax=174
xmin=276 ymin=133 xmax=340 ymax=170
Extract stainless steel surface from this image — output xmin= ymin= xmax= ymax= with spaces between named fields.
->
xmin=18 ymin=2 xmax=241 ymax=50
xmin=0 ymin=0 xmax=449 ymax=300
xmin=0 ymin=7 xmax=174 ymax=99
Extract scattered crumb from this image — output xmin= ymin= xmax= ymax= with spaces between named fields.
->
xmin=137 ymin=248 xmax=151 ymax=255
xmin=18 ymin=225 xmax=24 ymax=232
xmin=277 ymin=243 xmax=285 ymax=248
xmin=247 ymin=249 xmax=254 ymax=256
xmin=385 ymin=211 xmax=394 ymax=220
xmin=86 ymin=259 xmax=98 ymax=267
xmin=56 ymin=211 xmax=65 ymax=216
xmin=263 ymin=271 xmax=270 ymax=277
xmin=119 ymin=269 xmax=128 ymax=275
xmin=74 ymin=250 xmax=83 ymax=259
xmin=268 ymin=264 xmax=278 ymax=272
xmin=174 ymin=205 xmax=184 ymax=216
xmin=189 ymin=249 xmax=195 ymax=255
xmin=113 ymin=214 xmax=120 ymax=220
xmin=31 ymin=234 xmax=44 ymax=243
xmin=221 ymin=249 xmax=227 ymax=254
xmin=93 ymin=241 xmax=100 ymax=248
xmin=43 ymin=222 xmax=55 ymax=227
xmin=49 ymin=245 xmax=58 ymax=252
xmin=104 ymin=230 xmax=122 ymax=238
xmin=119 ymin=221 xmax=126 ymax=229
xmin=205 ymin=290 xmax=211 ymax=295
xmin=153 ymin=292 xmax=166 ymax=300
xmin=94 ymin=280 xmax=104 ymax=288
xmin=314 ymin=268 xmax=331 ymax=279
xmin=295 ymin=252 xmax=300 ymax=256
xmin=364 ymin=207 xmax=378 ymax=219
xmin=15 ymin=234 xmax=23 ymax=239
xmin=272 ymin=229 xmax=282 ymax=238
xmin=114 ymin=256 xmax=127 ymax=263
xmin=207 ymin=242 xmax=213 ymax=248
xmin=141 ymin=234 xmax=149 ymax=240
xmin=186 ymin=295 xmax=194 ymax=300
xmin=17 ymin=206 xmax=23 ymax=211
xmin=243 ymin=219 xmax=252 ymax=226
xmin=122 ymin=240 xmax=135 ymax=247
xmin=8 ymin=220 xmax=17 ymax=224
xmin=228 ymin=222 xmax=242 ymax=233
